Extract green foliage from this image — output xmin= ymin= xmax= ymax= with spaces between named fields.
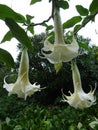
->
xmin=0 ymin=4 xmax=25 ymax=23
xmin=89 ymin=0 xmax=98 ymax=14
xmin=27 ymin=26 xmax=34 ymax=35
xmin=30 ymin=0 xmax=42 ymax=5
xmin=5 ymin=18 xmax=33 ymax=51
xmin=0 ymin=98 xmax=98 ymax=130
xmin=78 ymin=41 xmax=90 ymax=51
xmin=26 ymin=14 xmax=34 ymax=24
xmin=81 ymin=16 xmax=90 ymax=24
xmin=0 ymin=48 xmax=15 ymax=68
xmin=56 ymin=1 xmax=69 ymax=10
xmin=1 ymin=31 xmax=12 ymax=43
xmin=42 ymin=23 xmax=53 ymax=32
xmin=76 ymin=5 xmax=89 ymax=16
xmin=63 ymin=16 xmax=82 ymax=29
xmin=74 ymin=24 xmax=81 ymax=32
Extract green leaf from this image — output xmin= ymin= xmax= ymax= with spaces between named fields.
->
xmin=76 ymin=5 xmax=89 ymax=16
xmin=27 ymin=26 xmax=34 ymax=35
xmin=56 ymin=1 xmax=69 ymax=10
xmin=42 ymin=23 xmax=53 ymax=31
xmin=0 ymin=4 xmax=25 ymax=23
xmin=0 ymin=48 xmax=15 ymax=68
xmin=89 ymin=0 xmax=98 ymax=14
xmin=78 ymin=42 xmax=90 ymax=51
xmin=1 ymin=31 xmax=13 ymax=43
xmin=46 ymin=25 xmax=53 ymax=31
xmin=26 ymin=14 xmax=34 ymax=24
xmin=74 ymin=24 xmax=81 ymax=33
xmin=30 ymin=0 xmax=42 ymax=5
xmin=82 ymin=16 xmax=90 ymax=24
xmin=42 ymin=23 xmax=48 ymax=27
xmin=5 ymin=18 xmax=33 ymax=51
xmin=63 ymin=16 xmax=82 ymax=29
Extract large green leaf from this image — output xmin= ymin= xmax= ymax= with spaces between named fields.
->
xmin=76 ymin=5 xmax=89 ymax=16
xmin=56 ymin=1 xmax=69 ymax=10
xmin=1 ymin=31 xmax=13 ymax=43
xmin=63 ymin=16 xmax=82 ymax=29
xmin=30 ymin=0 xmax=42 ymax=5
xmin=5 ymin=18 xmax=33 ymax=51
xmin=0 ymin=4 xmax=25 ymax=23
xmin=0 ymin=48 xmax=15 ymax=68
xmin=89 ymin=0 xmax=98 ymax=14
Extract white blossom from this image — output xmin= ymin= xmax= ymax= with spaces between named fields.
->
xmin=62 ymin=61 xmax=96 ymax=109
xmin=41 ymin=7 xmax=79 ymax=64
xmin=3 ymin=48 xmax=42 ymax=100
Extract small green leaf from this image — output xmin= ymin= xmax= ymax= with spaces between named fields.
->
xmin=5 ymin=18 xmax=33 ymax=51
xmin=54 ymin=63 xmax=62 ymax=73
xmin=27 ymin=26 xmax=34 ymax=35
xmin=89 ymin=0 xmax=98 ymax=14
xmin=30 ymin=0 xmax=42 ymax=5
xmin=26 ymin=14 xmax=34 ymax=24
xmin=1 ymin=31 xmax=13 ymax=43
xmin=76 ymin=5 xmax=89 ymax=16
xmin=63 ymin=16 xmax=82 ymax=29
xmin=56 ymin=1 xmax=69 ymax=10
xmin=74 ymin=24 xmax=81 ymax=33
xmin=42 ymin=23 xmax=48 ymax=27
xmin=82 ymin=16 xmax=90 ymax=24
xmin=46 ymin=25 xmax=53 ymax=31
xmin=0 ymin=48 xmax=15 ymax=68
xmin=78 ymin=42 xmax=90 ymax=51
xmin=0 ymin=4 xmax=25 ymax=23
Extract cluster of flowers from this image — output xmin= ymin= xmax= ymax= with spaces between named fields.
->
xmin=3 ymin=7 xmax=96 ymax=109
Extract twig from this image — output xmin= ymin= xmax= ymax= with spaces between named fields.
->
xmin=74 ymin=11 xmax=98 ymax=35
xmin=31 ymin=16 xmax=52 ymax=26
xmin=25 ymin=0 xmax=54 ymax=27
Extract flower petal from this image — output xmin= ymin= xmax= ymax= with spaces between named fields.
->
xmin=42 ymin=37 xmax=54 ymax=52
xmin=42 ymin=42 xmax=79 ymax=64
xmin=3 ymin=49 xmax=42 ymax=100
xmin=3 ymin=76 xmax=14 ymax=93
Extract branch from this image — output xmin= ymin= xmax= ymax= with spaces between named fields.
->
xmin=25 ymin=0 xmax=54 ymax=27
xmin=74 ymin=11 xmax=98 ymax=35
xmin=31 ymin=16 xmax=52 ymax=26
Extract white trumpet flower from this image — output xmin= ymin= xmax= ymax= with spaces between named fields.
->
xmin=62 ymin=61 xmax=96 ymax=109
xmin=41 ymin=7 xmax=79 ymax=64
xmin=3 ymin=48 xmax=42 ymax=100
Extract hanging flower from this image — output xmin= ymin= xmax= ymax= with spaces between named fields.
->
xmin=3 ymin=48 xmax=42 ymax=100
xmin=62 ymin=60 xmax=96 ymax=109
xmin=41 ymin=7 xmax=79 ymax=64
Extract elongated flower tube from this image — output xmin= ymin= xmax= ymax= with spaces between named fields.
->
xmin=3 ymin=48 xmax=41 ymax=100
xmin=62 ymin=61 xmax=96 ymax=109
xmin=41 ymin=7 xmax=79 ymax=64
